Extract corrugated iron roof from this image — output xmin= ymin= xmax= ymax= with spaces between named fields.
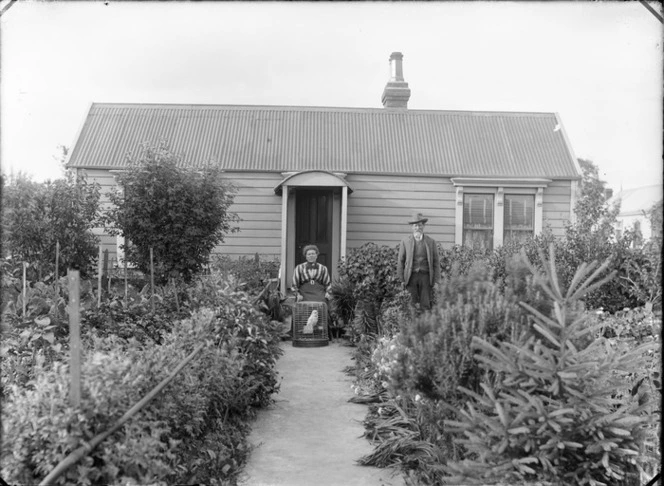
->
xmin=66 ymin=103 xmax=581 ymax=178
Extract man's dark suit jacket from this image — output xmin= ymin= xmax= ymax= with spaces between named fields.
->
xmin=397 ymin=234 xmax=441 ymax=287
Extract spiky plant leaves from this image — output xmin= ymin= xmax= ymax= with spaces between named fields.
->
xmin=442 ymin=246 xmax=658 ymax=485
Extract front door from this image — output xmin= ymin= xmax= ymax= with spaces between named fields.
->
xmin=295 ymin=189 xmax=333 ymax=273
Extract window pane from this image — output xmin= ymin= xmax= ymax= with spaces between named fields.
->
xmin=464 ymin=194 xmax=494 ymax=251
xmin=504 ymin=194 xmax=534 ymax=244
xmin=464 ymin=194 xmax=494 ymax=228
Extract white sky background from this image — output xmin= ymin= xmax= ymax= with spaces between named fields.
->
xmin=1 ymin=1 xmax=662 ymax=193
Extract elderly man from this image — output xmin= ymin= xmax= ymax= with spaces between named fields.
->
xmin=397 ymin=212 xmax=441 ymax=311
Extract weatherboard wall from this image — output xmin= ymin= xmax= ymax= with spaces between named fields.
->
xmin=78 ymin=168 xmax=574 ymax=266
xmin=215 ymin=172 xmax=283 ymax=258
xmin=345 ymin=174 xmax=455 ymax=249
xmin=77 ymin=169 xmax=120 ymax=264
xmin=541 ymin=179 xmax=574 ymax=232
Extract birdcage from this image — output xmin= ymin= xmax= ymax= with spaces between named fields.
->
xmin=292 ymin=301 xmax=329 ymax=347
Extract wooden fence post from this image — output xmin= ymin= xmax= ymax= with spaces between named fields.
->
xmin=39 ymin=342 xmax=206 ymax=486
xmin=108 ymin=258 xmax=113 ymax=293
xmin=68 ymin=269 xmax=81 ymax=408
xmin=55 ymin=240 xmax=60 ymax=280
xmin=97 ymin=245 xmax=103 ymax=307
xmin=22 ymin=262 xmax=27 ymax=316
xmin=102 ymin=249 xmax=109 ymax=294
xmin=150 ymin=247 xmax=155 ymax=313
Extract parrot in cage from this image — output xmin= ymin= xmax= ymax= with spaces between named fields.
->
xmin=302 ymin=309 xmax=318 ymax=334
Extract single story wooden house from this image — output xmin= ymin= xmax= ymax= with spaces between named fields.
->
xmin=66 ymin=52 xmax=582 ymax=291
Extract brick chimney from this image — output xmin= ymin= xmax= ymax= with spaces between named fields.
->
xmin=381 ymin=52 xmax=411 ymax=109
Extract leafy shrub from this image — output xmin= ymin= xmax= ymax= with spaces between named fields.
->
xmin=377 ymin=288 xmax=413 ymax=339
xmin=338 ymin=243 xmax=402 ymax=316
xmin=210 ymin=253 xmax=280 ymax=296
xmin=2 ymin=170 xmax=102 ymax=278
xmin=193 ymin=274 xmax=283 ymax=408
xmin=356 ymin=262 xmax=530 ymax=484
xmin=328 ymin=276 xmax=356 ymax=328
xmin=618 ymin=238 xmax=662 ymax=312
xmin=562 ymin=229 xmax=641 ymax=313
xmin=82 ymin=299 xmax=175 ymax=346
xmin=105 ymin=140 xmax=239 ymax=283
xmin=2 ymin=278 xmax=283 ymax=485
xmin=335 ymin=243 xmax=405 ymax=344
xmin=598 ymin=307 xmax=661 ymax=342
xmin=442 ymin=248 xmax=660 ymax=485
xmin=1 ymin=278 xmax=77 ymax=392
xmin=479 ymin=224 xmax=650 ymax=314
xmin=439 ymin=244 xmax=488 ymax=278
xmin=3 ymin=333 xmax=181 ymax=485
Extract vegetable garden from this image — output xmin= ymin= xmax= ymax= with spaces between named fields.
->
xmin=1 ymin=255 xmax=284 ymax=485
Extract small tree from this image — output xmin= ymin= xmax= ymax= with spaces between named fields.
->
xmin=1 ymin=165 xmax=101 ymax=278
xmin=106 ymin=141 xmax=238 ymax=283
xmin=443 ymin=247 xmax=658 ymax=485
xmin=574 ymin=158 xmax=618 ymax=235
xmin=647 ymin=199 xmax=663 ymax=244
xmin=553 ymin=158 xmax=643 ymax=312
xmin=1 ymin=173 xmax=49 ymax=264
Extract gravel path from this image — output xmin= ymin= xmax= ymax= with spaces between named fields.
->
xmin=238 ymin=340 xmax=404 ymax=486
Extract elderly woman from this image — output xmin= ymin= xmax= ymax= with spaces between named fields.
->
xmin=291 ymin=244 xmax=331 ymax=302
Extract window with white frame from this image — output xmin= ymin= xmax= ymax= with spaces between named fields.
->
xmin=503 ymin=194 xmax=535 ymax=244
xmin=463 ymin=193 xmax=494 ymax=251
xmin=452 ymin=178 xmax=552 ymax=250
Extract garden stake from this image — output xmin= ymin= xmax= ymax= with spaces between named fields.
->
xmin=68 ymin=269 xmax=81 ymax=408
xmin=109 ymin=256 xmax=115 ymax=293
xmin=22 ymin=262 xmax=27 ymax=316
xmin=124 ymin=255 xmax=128 ymax=302
xmin=38 ymin=342 xmax=206 ymax=486
xmin=97 ymin=244 xmax=102 ymax=307
xmin=103 ymin=249 xmax=109 ymax=293
xmin=55 ymin=240 xmax=60 ymax=280
xmin=150 ymin=247 xmax=155 ymax=313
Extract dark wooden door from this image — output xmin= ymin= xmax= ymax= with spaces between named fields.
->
xmin=295 ymin=189 xmax=333 ymax=272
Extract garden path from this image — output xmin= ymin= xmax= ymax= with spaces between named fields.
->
xmin=237 ymin=340 xmax=404 ymax=486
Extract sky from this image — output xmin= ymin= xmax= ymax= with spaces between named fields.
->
xmin=1 ymin=1 xmax=662 ymax=194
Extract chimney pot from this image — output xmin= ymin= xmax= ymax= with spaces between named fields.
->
xmin=389 ymin=52 xmax=404 ymax=81
xmin=382 ymin=51 xmax=411 ymax=109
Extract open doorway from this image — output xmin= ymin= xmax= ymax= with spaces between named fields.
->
xmin=294 ymin=189 xmax=333 ymax=274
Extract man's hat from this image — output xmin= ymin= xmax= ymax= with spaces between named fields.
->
xmin=408 ymin=212 xmax=428 ymax=225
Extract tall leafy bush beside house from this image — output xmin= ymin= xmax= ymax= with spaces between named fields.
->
xmin=337 ymin=242 xmax=402 ymax=312
xmin=335 ymin=243 xmax=403 ymax=339
xmin=105 ymin=140 xmax=239 ymax=284
xmin=1 ymin=170 xmax=101 ymax=278
xmin=442 ymin=248 xmax=659 ymax=485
